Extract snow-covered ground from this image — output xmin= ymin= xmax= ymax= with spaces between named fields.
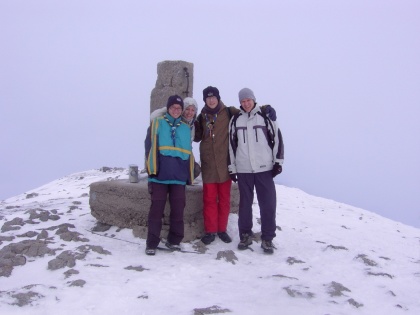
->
xmin=0 ymin=168 xmax=419 ymax=315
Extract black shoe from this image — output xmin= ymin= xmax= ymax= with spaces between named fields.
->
xmin=201 ymin=233 xmax=216 ymax=245
xmin=145 ymin=247 xmax=156 ymax=255
xmin=237 ymin=233 xmax=253 ymax=250
xmin=261 ymin=240 xmax=274 ymax=254
xmin=217 ymin=232 xmax=232 ymax=243
xmin=165 ymin=241 xmax=181 ymax=251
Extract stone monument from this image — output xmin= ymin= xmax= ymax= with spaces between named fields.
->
xmin=150 ymin=60 xmax=194 ymax=113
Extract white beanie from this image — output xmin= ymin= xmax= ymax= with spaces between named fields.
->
xmin=238 ymin=88 xmax=256 ymax=103
xmin=183 ymin=97 xmax=198 ymax=112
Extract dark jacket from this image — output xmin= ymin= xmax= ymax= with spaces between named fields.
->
xmin=194 ymin=101 xmax=239 ymax=183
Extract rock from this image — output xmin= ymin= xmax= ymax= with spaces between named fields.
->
xmin=1 ymin=217 xmax=25 ymax=232
xmin=89 ymin=177 xmax=239 ymax=242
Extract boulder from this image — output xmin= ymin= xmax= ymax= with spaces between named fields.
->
xmin=89 ymin=177 xmax=239 ymax=242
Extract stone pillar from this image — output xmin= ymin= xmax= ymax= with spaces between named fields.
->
xmin=150 ymin=60 xmax=194 ymax=113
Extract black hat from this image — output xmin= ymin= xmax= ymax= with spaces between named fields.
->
xmin=202 ymin=86 xmax=220 ymax=102
xmin=166 ymin=95 xmax=184 ymax=110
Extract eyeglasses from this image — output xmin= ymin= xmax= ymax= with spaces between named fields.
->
xmin=169 ymin=106 xmax=183 ymax=111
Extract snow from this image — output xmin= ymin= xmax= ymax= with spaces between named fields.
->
xmin=0 ymin=168 xmax=419 ymax=315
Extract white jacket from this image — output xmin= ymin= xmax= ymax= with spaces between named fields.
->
xmin=228 ymin=105 xmax=284 ymax=174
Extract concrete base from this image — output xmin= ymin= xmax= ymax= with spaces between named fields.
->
xmin=89 ymin=177 xmax=239 ymax=242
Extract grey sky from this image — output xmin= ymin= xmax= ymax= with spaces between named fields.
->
xmin=1 ymin=0 xmax=419 ymax=228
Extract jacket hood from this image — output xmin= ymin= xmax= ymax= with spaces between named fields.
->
xmin=150 ymin=107 xmax=168 ymax=121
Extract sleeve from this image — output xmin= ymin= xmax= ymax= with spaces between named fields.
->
xmin=228 ymin=115 xmax=238 ymax=174
xmin=144 ymin=125 xmax=151 ymax=161
xmin=261 ymin=104 xmax=277 ymax=121
xmin=146 ymin=119 xmax=159 ymax=175
xmin=193 ymin=114 xmax=203 ymax=142
xmin=272 ymin=120 xmax=284 ymax=165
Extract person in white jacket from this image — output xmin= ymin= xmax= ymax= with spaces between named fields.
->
xmin=228 ymin=88 xmax=284 ymax=254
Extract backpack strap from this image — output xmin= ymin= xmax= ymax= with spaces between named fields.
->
xmin=257 ymin=110 xmax=275 ymax=150
xmin=229 ymin=112 xmax=241 ymax=157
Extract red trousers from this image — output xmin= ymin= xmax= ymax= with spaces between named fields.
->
xmin=202 ymin=179 xmax=231 ymax=233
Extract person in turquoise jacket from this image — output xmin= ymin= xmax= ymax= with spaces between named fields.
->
xmin=145 ymin=95 xmax=194 ymax=255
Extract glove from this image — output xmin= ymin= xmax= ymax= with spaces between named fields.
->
xmin=265 ymin=105 xmax=277 ymax=121
xmin=229 ymin=173 xmax=237 ymax=183
xmin=272 ymin=163 xmax=282 ymax=178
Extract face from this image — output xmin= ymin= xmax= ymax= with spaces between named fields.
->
xmin=240 ymin=98 xmax=255 ymax=113
xmin=168 ymin=104 xmax=183 ymax=119
xmin=183 ymin=105 xmax=196 ymax=120
xmin=205 ymin=96 xmax=219 ymax=109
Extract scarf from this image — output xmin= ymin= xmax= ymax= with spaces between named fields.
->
xmin=163 ymin=113 xmax=182 ymax=146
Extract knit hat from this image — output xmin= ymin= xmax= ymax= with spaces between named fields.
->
xmin=203 ymin=86 xmax=220 ymax=102
xmin=166 ymin=95 xmax=184 ymax=110
xmin=238 ymin=88 xmax=256 ymax=103
xmin=183 ymin=97 xmax=198 ymax=112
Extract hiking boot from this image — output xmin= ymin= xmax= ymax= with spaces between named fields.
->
xmin=145 ymin=247 xmax=156 ymax=256
xmin=261 ymin=240 xmax=274 ymax=254
xmin=237 ymin=233 xmax=253 ymax=250
xmin=165 ymin=241 xmax=181 ymax=251
xmin=217 ymin=232 xmax=232 ymax=243
xmin=201 ymin=233 xmax=216 ymax=245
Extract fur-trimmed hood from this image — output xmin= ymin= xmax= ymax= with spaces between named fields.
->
xmin=150 ymin=107 xmax=168 ymax=122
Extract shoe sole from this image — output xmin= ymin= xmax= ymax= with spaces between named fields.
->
xmin=238 ymin=241 xmax=252 ymax=250
xmin=261 ymin=246 xmax=274 ymax=254
xmin=201 ymin=237 xmax=215 ymax=245
xmin=217 ymin=233 xmax=232 ymax=243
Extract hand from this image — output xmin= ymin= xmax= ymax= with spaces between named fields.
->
xmin=272 ymin=163 xmax=282 ymax=178
xmin=229 ymin=173 xmax=237 ymax=183
xmin=265 ymin=105 xmax=277 ymax=121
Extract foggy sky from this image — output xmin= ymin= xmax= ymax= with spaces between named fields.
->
xmin=1 ymin=0 xmax=419 ymax=228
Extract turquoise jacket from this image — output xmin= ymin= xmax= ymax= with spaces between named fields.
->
xmin=146 ymin=113 xmax=193 ymax=185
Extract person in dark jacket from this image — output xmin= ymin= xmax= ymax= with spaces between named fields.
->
xmin=228 ymin=88 xmax=284 ymax=254
xmin=144 ymin=95 xmax=194 ymax=255
xmin=194 ymin=87 xmax=238 ymax=245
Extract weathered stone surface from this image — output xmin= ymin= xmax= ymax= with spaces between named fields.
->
xmin=150 ymin=60 xmax=193 ymax=113
xmin=89 ymin=177 xmax=239 ymax=242
xmin=47 ymin=250 xmax=86 ymax=270
xmin=0 ymin=240 xmax=57 ymax=277
xmin=68 ymin=279 xmax=86 ymax=287
xmin=1 ymin=217 xmax=25 ymax=232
